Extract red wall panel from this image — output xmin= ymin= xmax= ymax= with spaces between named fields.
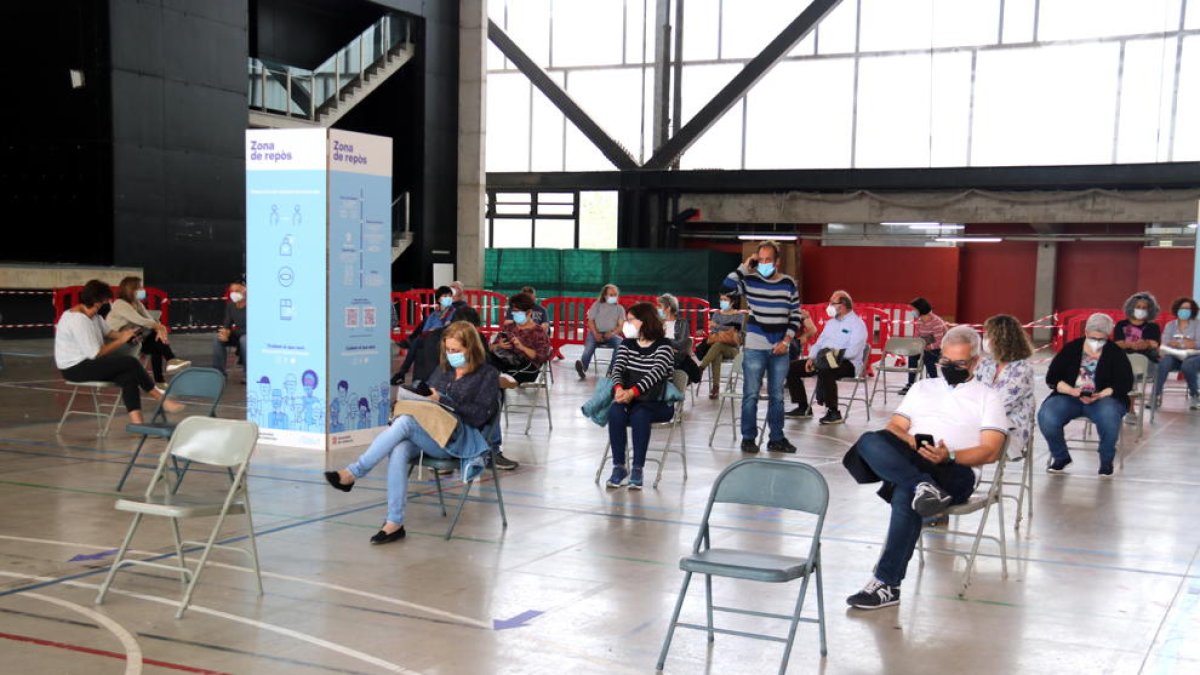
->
xmin=957 ymin=241 xmax=1039 ymax=324
xmin=1054 ymin=241 xmax=1142 ymax=310
xmin=800 ymin=241 xmax=960 ymax=318
xmin=1136 ymin=248 xmax=1195 ymax=307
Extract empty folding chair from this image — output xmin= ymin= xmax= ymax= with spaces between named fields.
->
xmin=869 ymin=337 xmax=926 ymax=406
xmin=657 ymin=458 xmax=829 ymax=674
xmin=95 ymin=417 xmax=262 ymax=618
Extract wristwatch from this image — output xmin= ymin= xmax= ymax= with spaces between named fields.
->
xmin=947 ymin=449 xmax=957 ymax=464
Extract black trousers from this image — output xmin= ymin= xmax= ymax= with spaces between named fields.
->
xmin=488 ymin=352 xmax=541 ymax=383
xmin=788 ymin=359 xmax=856 ymax=412
xmin=140 ymin=334 xmax=177 ymax=383
xmin=61 ymin=355 xmax=155 ymax=412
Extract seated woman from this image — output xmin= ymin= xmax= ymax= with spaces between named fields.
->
xmin=696 ymin=292 xmax=745 ymax=398
xmin=55 ymin=279 xmax=183 ymax=425
xmin=606 ymin=302 xmax=676 ymax=490
xmin=901 ymin=297 xmax=947 ymax=395
xmin=489 ymin=292 xmax=553 ymax=387
xmin=1152 ymin=296 xmax=1200 ymax=410
xmin=391 ymin=285 xmax=458 ymax=385
xmin=975 ymin=314 xmax=1036 ymax=457
xmin=107 ymin=276 xmax=190 ymax=386
xmin=1114 ymin=291 xmax=1161 ymax=365
xmin=1037 ymin=313 xmax=1133 ymax=477
xmin=658 ymin=293 xmax=700 ymax=384
xmin=325 ymin=321 xmax=499 ymax=545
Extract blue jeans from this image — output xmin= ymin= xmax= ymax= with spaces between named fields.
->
xmin=608 ymin=399 xmax=674 ymax=468
xmin=212 ymin=333 xmax=247 ymax=374
xmin=580 ymin=332 xmax=622 ymax=370
xmin=855 ymin=431 xmax=976 ymax=586
xmin=1037 ymin=394 xmax=1126 ymax=464
xmin=741 ymin=348 xmax=789 ymax=442
xmin=347 ymin=415 xmax=453 ymax=525
xmin=1152 ymin=354 xmax=1200 ymax=398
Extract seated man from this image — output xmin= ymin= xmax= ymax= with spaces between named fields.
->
xmin=391 ymin=285 xmax=456 ymax=385
xmin=785 ymin=290 xmax=866 ymax=425
xmin=212 ymin=282 xmax=247 ymax=376
xmin=842 ymin=326 xmax=1008 ymax=610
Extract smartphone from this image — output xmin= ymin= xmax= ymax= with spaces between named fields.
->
xmin=748 ymin=259 xmax=758 ymax=268
xmin=1079 ymin=388 xmax=1094 ymax=398
xmin=914 ymin=433 xmax=935 ymax=449
xmin=404 ymin=381 xmax=433 ymax=397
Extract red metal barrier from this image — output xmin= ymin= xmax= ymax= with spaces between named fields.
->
xmin=53 ymin=286 xmax=170 ymax=328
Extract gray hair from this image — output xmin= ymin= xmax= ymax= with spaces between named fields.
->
xmin=1085 ymin=312 xmax=1115 ymax=336
xmin=658 ymin=293 xmax=680 ymax=316
xmin=942 ymin=325 xmax=981 ymax=357
xmin=1122 ymin=291 xmax=1160 ymax=321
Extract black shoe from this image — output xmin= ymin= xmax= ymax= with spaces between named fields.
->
xmin=818 ymin=410 xmax=844 ymax=425
xmin=898 ymin=384 xmax=912 ymax=396
xmin=912 ymin=481 xmax=951 ymax=517
xmin=492 ymin=452 xmax=519 ymax=470
xmin=1098 ymin=461 xmax=1114 ymax=478
xmin=846 ymin=579 xmax=900 ymax=610
xmin=785 ymin=406 xmax=813 ymax=418
xmin=390 ymin=371 xmax=406 ymax=386
xmin=324 ymin=471 xmax=353 ymax=492
xmin=369 ymin=526 xmax=406 ymax=545
xmin=767 ymin=438 xmax=797 ymax=453
xmin=1046 ymin=456 xmax=1072 ymax=473
xmin=575 ymin=360 xmax=586 ymax=379
xmin=740 ymin=438 xmax=759 ymax=454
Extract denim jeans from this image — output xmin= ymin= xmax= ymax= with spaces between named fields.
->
xmin=741 ymin=348 xmax=789 ymax=442
xmin=347 ymin=415 xmax=453 ymax=525
xmin=907 ymin=349 xmax=940 ymax=384
xmin=212 ymin=333 xmax=247 ymax=374
xmin=855 ymin=431 xmax=976 ymax=586
xmin=607 ymin=399 xmax=675 ymax=468
xmin=1152 ymin=354 xmax=1200 ymax=398
xmin=580 ymin=332 xmax=623 ymax=370
xmin=1037 ymin=394 xmax=1126 ymax=464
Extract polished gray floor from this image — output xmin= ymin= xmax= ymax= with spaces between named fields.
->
xmin=0 ymin=335 xmax=1197 ymax=674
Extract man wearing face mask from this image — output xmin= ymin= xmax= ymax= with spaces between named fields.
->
xmin=786 ymin=290 xmax=867 ymax=425
xmin=842 ymin=326 xmax=1008 ymax=609
xmin=722 ymin=241 xmax=803 ymax=453
xmin=212 ymin=282 xmax=248 ymax=376
xmin=391 ymin=286 xmax=457 ymax=385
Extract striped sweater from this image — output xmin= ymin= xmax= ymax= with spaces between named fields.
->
xmin=722 ymin=265 xmax=802 ymax=349
xmin=611 ymin=337 xmax=675 ymax=400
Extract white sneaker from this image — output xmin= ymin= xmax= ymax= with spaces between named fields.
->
xmin=499 ymin=373 xmax=519 ymax=389
xmin=166 ymin=359 xmax=192 ymax=374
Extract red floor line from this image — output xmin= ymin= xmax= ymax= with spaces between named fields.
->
xmin=0 ymin=630 xmax=234 ymax=675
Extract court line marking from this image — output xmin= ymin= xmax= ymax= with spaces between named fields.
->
xmin=23 ymin=591 xmax=143 ymax=675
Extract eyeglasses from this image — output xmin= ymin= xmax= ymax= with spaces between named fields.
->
xmin=936 ymin=358 xmax=974 ymax=369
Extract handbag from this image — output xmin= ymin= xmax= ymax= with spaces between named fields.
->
xmin=813 ymin=347 xmax=846 ymax=372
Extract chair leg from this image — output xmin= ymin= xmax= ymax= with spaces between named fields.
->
xmin=169 ymin=517 xmax=188 ymax=588
xmin=653 ymin=426 xmax=673 ymax=489
xmin=655 ymin=571 xmax=694 ymax=671
xmin=99 ymin=389 xmax=119 ymax=437
xmin=543 ymin=384 xmax=553 ymax=432
xmin=708 ymin=399 xmax=723 ymax=447
xmin=444 ymin=480 xmax=472 ymax=540
xmin=678 ymin=418 xmax=688 ymax=481
xmin=96 ymin=513 xmax=144 ymax=605
xmin=594 ymin=441 xmax=612 ymax=484
xmin=177 ymin=507 xmax=236 ymax=618
xmin=958 ymin=502 xmax=993 ymax=598
xmin=433 ymin=469 xmax=448 ymax=517
xmin=997 ymin=495 xmax=1008 ymax=580
xmin=241 ymin=488 xmax=265 ymax=594
xmin=490 ymin=458 xmax=508 ymax=528
xmin=815 ymin=554 xmax=827 ymax=657
xmin=779 ymin=573 xmax=813 ymax=675
xmin=704 ymin=573 xmax=715 ymax=642
xmin=57 ymin=386 xmax=81 ymax=434
xmin=115 ymin=436 xmax=151 ymax=491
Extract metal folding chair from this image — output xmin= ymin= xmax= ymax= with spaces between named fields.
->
xmin=57 ymin=380 xmax=121 ymax=437
xmin=868 ymin=337 xmax=926 ymax=406
xmin=502 ymin=361 xmax=552 ymax=434
xmin=95 ymin=417 xmax=263 ymax=618
xmin=116 ymin=367 xmax=226 ymax=491
xmin=408 ymin=414 xmax=508 ymax=540
xmin=838 ymin=343 xmax=875 ymax=421
xmin=657 ymin=459 xmax=829 ymax=674
xmin=708 ymin=350 xmax=749 ymax=446
xmin=595 ymin=371 xmax=689 ymax=488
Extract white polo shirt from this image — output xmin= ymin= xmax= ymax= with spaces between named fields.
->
xmin=894 ymin=377 xmax=1010 ymax=451
xmin=55 ymin=311 xmax=109 ymax=369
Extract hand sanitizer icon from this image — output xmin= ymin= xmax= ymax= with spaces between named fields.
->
xmin=280 ymin=235 xmax=293 ymax=256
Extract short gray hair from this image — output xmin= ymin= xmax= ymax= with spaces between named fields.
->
xmin=658 ymin=293 xmax=679 ymax=316
xmin=942 ymin=325 xmax=981 ymax=357
xmin=1085 ymin=312 xmax=1115 ymax=336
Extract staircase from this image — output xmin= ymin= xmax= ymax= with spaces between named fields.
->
xmin=249 ymin=13 xmax=415 ymax=128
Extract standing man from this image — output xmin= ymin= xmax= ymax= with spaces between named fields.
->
xmin=786 ymin=290 xmax=868 ymax=425
xmin=722 ymin=241 xmax=802 ymax=454
xmin=213 ymin=282 xmax=248 ymax=376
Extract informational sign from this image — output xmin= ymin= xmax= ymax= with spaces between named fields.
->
xmin=244 ymin=129 xmax=392 ymax=450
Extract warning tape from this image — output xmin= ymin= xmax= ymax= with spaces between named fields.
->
xmin=0 ymin=290 xmax=53 ymax=296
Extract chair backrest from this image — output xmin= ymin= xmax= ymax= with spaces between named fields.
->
xmin=725 ymin=349 xmax=744 ymax=387
xmin=168 ymin=417 xmax=259 ymax=468
xmin=1126 ymin=352 xmax=1150 ymax=379
xmin=710 ymin=458 xmax=829 ymax=516
xmin=163 ymin=367 xmax=226 ymax=403
xmin=883 ymin=337 xmax=926 ymax=358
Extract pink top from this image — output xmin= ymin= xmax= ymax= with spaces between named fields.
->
xmin=914 ymin=313 xmax=948 ymax=350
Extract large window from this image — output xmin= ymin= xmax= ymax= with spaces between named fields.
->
xmin=486 ymin=0 xmax=1199 ymax=171
xmin=486 ymin=191 xmax=618 ymax=249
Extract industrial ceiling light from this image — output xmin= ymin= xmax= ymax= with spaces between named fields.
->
xmin=908 ymin=224 xmax=964 ymax=231
xmin=881 ymin=221 xmax=939 ymax=227
xmin=738 ymin=234 xmax=798 ymax=241
xmin=935 ymin=237 xmax=1003 ymax=243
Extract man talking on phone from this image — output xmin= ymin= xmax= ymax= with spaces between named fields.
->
xmin=842 ymin=325 xmax=1009 ymax=610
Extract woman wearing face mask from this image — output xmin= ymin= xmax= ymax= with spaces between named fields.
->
xmin=326 ymin=321 xmax=499 ymax=545
xmin=489 ymin=292 xmax=552 ymax=386
xmin=605 ymin=303 xmax=677 ymax=490
xmin=1151 ymin=296 xmax=1200 ymax=409
xmin=107 ymin=277 xmax=191 ymax=387
xmin=1038 ymin=313 xmax=1133 ymax=477
xmin=974 ymin=315 xmax=1036 ymax=458
xmin=576 ymin=284 xmax=626 ymax=379
xmin=901 ymin=297 xmax=947 ymax=395
xmin=391 ymin=285 xmax=457 ymax=385
xmin=696 ymin=292 xmax=746 ymax=398
xmin=658 ymin=293 xmax=701 ymax=385
xmin=1114 ymin=292 xmax=1161 ymax=367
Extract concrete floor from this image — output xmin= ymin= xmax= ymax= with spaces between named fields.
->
xmin=0 ymin=334 xmax=1196 ymax=674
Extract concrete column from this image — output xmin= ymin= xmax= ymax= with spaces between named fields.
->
xmin=457 ymin=0 xmax=487 ymax=288
xmin=1034 ymin=242 xmax=1057 ymax=343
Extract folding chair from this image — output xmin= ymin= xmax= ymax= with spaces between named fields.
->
xmin=95 ymin=417 xmax=263 ymax=619
xmin=1000 ymin=434 xmax=1034 ymax=532
xmin=502 ymin=361 xmax=552 ymax=434
xmin=1124 ymin=353 xmax=1149 ymax=439
xmin=709 ymin=350 xmax=748 ymax=446
xmin=1150 ymin=356 xmax=1192 ymax=422
xmin=657 ymin=459 xmax=829 ymax=674
xmin=917 ymin=439 xmax=1010 ymax=597
xmin=116 ymin=367 xmax=226 ymax=491
xmin=839 ymin=343 xmax=874 ymax=421
xmin=594 ymin=371 xmax=689 ymax=488
xmin=868 ymin=337 xmax=926 ymax=407
xmin=57 ymin=380 xmax=121 ymax=437
xmin=408 ymin=422 xmax=508 ymax=540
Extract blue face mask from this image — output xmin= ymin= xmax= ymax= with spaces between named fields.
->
xmin=657 ymin=308 xmax=666 ymax=319
xmin=511 ymin=311 xmax=527 ymax=325
xmin=447 ymin=351 xmax=467 ymax=368
xmin=1180 ymin=308 xmax=1193 ymax=320
xmin=440 ymin=296 xmax=453 ymax=308
xmin=135 ymin=289 xmax=147 ymax=301
xmin=720 ymin=300 xmax=731 ymax=311
xmin=757 ymin=262 xmax=775 ymax=277
xmin=606 ymin=295 xmax=618 ymax=304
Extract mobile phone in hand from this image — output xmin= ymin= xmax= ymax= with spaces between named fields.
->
xmin=914 ymin=433 xmax=935 ymax=449
xmin=1079 ymin=389 xmax=1094 ymax=398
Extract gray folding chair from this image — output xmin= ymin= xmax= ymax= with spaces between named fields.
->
xmin=869 ymin=337 xmax=926 ymax=406
xmin=95 ymin=417 xmax=263 ymax=619
xmin=57 ymin=380 xmax=121 ymax=437
xmin=117 ymin=367 xmax=226 ymax=491
xmin=595 ymin=370 xmax=689 ymax=488
xmin=408 ymin=408 xmax=508 ymax=540
xmin=1124 ymin=353 xmax=1149 ymax=438
xmin=657 ymin=459 xmax=828 ymax=674
xmin=1000 ymin=434 xmax=1035 ymax=532
xmin=502 ymin=361 xmax=552 ymax=434
xmin=917 ymin=438 xmax=1010 ymax=597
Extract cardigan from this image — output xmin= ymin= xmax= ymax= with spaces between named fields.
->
xmin=1045 ymin=338 xmax=1134 ymax=409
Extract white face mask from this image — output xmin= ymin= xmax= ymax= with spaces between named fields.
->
xmin=1132 ymin=308 xmax=1148 ymax=320
xmin=981 ymin=337 xmax=991 ymax=354
xmin=825 ymin=304 xmax=838 ymax=318
xmin=622 ymin=322 xmax=639 ymax=339
xmin=1087 ymin=338 xmax=1106 ymax=352
xmin=230 ymin=291 xmax=244 ymax=303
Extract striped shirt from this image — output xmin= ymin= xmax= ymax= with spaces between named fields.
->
xmin=611 ymin=337 xmax=675 ymax=400
xmin=722 ymin=265 xmax=802 ymax=350
xmin=914 ymin=313 xmax=948 ymax=349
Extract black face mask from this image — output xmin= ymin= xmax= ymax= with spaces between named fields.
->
xmin=99 ymin=302 xmax=112 ymax=318
xmin=940 ymin=364 xmax=971 ymax=387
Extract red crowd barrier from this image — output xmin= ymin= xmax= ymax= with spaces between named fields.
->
xmin=52 ymin=285 xmax=170 ymax=328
